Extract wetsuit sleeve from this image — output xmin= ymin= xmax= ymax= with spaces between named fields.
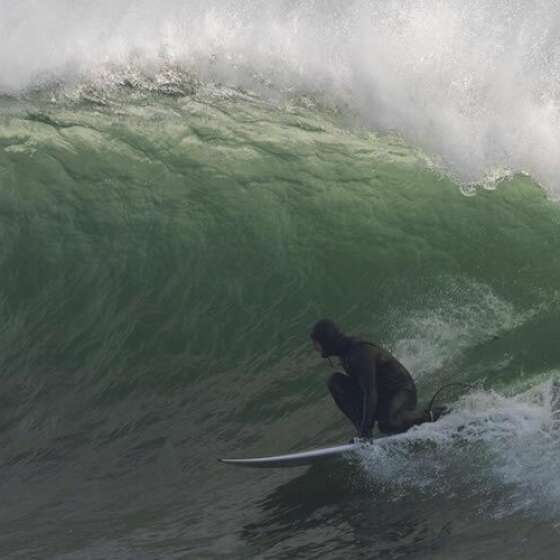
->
xmin=351 ymin=346 xmax=378 ymax=438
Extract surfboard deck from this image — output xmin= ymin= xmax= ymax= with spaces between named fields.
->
xmin=219 ymin=440 xmax=366 ymax=468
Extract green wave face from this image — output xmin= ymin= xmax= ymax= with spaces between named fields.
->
xmin=2 ymin=91 xmax=559 ymax=389
xmin=2 ymin=87 xmax=560 ymax=558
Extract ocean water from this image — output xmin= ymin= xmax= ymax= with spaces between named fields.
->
xmin=1 ymin=1 xmax=560 ymax=559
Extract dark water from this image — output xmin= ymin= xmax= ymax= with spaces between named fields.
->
xmin=2 ymin=2 xmax=560 ymax=558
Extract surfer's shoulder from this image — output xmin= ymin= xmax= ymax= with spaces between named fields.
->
xmin=346 ymin=338 xmax=381 ymax=361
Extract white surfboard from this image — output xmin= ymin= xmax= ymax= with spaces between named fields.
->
xmin=220 ymin=405 xmax=453 ymax=468
xmin=219 ymin=440 xmax=365 ymax=468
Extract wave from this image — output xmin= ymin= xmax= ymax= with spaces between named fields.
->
xmin=2 ymin=25 xmax=560 ymax=555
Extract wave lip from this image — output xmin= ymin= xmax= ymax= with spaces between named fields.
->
xmin=3 ymin=1 xmax=560 ymax=195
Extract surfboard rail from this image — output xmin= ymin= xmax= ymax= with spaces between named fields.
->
xmin=219 ymin=441 xmax=365 ymax=468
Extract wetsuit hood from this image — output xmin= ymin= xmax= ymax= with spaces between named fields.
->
xmin=310 ymin=319 xmax=352 ymax=358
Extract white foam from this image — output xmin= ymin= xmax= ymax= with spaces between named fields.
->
xmin=357 ymin=377 xmax=560 ymax=517
xmin=3 ymin=1 xmax=560 ymax=195
xmin=387 ymin=280 xmax=526 ymax=379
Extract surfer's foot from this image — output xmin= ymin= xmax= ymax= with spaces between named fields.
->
xmin=350 ymin=436 xmax=371 ymax=444
xmin=426 ymin=405 xmax=450 ymax=422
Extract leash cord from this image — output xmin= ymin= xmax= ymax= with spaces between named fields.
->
xmin=427 ymin=382 xmax=474 ymax=412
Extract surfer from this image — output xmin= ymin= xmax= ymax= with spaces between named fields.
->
xmin=311 ymin=319 xmax=442 ymax=439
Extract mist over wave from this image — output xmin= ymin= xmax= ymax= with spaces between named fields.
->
xmin=3 ymin=0 xmax=560 ymax=194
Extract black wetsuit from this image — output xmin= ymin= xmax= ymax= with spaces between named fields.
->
xmin=311 ymin=320 xmax=428 ymax=437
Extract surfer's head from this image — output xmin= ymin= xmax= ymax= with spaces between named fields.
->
xmin=310 ymin=319 xmax=346 ymax=358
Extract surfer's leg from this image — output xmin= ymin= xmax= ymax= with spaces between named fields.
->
xmin=327 ymin=372 xmax=363 ymax=431
xmin=379 ymin=389 xmax=429 ymax=434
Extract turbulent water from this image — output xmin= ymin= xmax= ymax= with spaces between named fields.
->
xmin=2 ymin=1 xmax=560 ymax=559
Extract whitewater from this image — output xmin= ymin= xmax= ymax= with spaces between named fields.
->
xmin=1 ymin=1 xmax=560 ymax=559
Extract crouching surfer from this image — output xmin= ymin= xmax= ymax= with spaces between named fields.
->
xmin=311 ymin=319 xmax=446 ymax=440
